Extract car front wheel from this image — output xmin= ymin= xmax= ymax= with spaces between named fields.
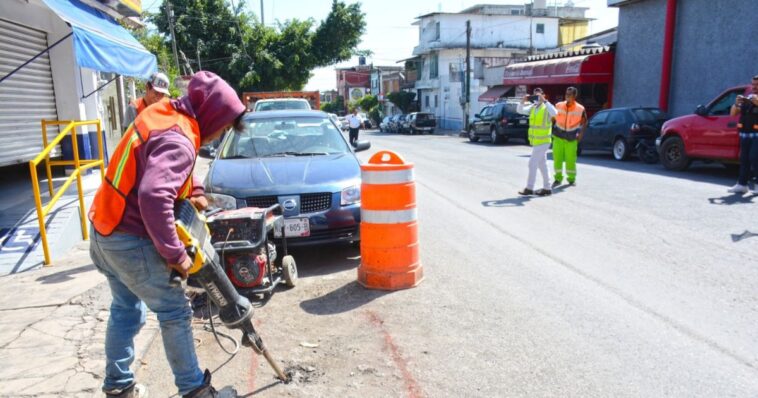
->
xmin=468 ymin=127 xmax=479 ymax=142
xmin=491 ymin=127 xmax=504 ymax=145
xmin=660 ymin=136 xmax=690 ymax=171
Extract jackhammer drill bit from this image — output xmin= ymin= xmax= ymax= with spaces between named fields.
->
xmin=242 ymin=329 xmax=290 ymax=382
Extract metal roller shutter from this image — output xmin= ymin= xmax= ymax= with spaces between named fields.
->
xmin=0 ymin=18 xmax=60 ymax=166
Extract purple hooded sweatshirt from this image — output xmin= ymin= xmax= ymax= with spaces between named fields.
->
xmin=116 ymin=71 xmax=246 ymax=264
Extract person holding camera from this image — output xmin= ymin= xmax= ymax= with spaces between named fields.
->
xmin=517 ymin=88 xmax=557 ymax=196
xmin=727 ymin=75 xmax=758 ymax=194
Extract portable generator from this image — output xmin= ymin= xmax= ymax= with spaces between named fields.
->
xmin=206 ymin=204 xmax=297 ymax=297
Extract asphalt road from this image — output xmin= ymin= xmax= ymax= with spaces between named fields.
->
xmin=138 ymin=130 xmax=758 ymax=397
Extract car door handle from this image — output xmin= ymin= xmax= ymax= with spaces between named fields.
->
xmin=727 ymin=122 xmax=737 ymax=128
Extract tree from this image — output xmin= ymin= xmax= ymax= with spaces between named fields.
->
xmin=387 ymin=91 xmax=416 ymax=114
xmin=132 ymin=28 xmax=182 ymax=97
xmin=150 ymin=0 xmax=366 ymax=92
xmin=320 ymin=95 xmax=345 ymax=114
xmin=353 ymin=94 xmax=378 ymax=112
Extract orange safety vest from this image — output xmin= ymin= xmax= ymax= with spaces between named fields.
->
xmin=554 ymin=101 xmax=586 ymax=131
xmin=89 ymin=100 xmax=200 ymax=236
xmin=130 ymin=97 xmax=147 ymax=114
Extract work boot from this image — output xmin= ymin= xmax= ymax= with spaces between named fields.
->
xmin=104 ymin=382 xmax=148 ymax=398
xmin=518 ymin=188 xmax=534 ymax=196
xmin=183 ymin=370 xmax=216 ymax=398
xmin=568 ymin=181 xmax=576 ymax=186
xmin=727 ymin=183 xmax=748 ymax=194
xmin=535 ymin=189 xmax=552 ymax=196
xmin=551 ymin=180 xmax=561 ymax=189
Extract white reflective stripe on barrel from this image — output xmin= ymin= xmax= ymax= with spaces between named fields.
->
xmin=361 ymin=169 xmax=415 ymax=185
xmin=361 ymin=208 xmax=417 ymax=224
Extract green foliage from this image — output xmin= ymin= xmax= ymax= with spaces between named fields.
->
xmin=386 ymin=91 xmax=416 ymax=113
xmin=320 ymin=95 xmax=345 ymax=114
xmin=149 ymin=0 xmax=365 ymax=93
xmin=368 ymin=104 xmax=382 ymax=125
xmin=132 ymin=28 xmax=181 ymax=97
xmin=352 ymin=94 xmax=378 ymax=113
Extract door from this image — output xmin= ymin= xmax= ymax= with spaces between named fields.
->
xmin=475 ymin=106 xmax=492 ymax=135
xmin=583 ymin=111 xmax=609 ymax=149
xmin=603 ymin=110 xmax=629 ymax=149
xmin=0 ymin=19 xmax=60 ymax=166
xmin=689 ymin=88 xmax=744 ymax=159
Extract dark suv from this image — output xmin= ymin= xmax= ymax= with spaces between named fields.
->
xmin=468 ymin=100 xmax=528 ymax=144
xmin=408 ymin=112 xmax=436 ymax=134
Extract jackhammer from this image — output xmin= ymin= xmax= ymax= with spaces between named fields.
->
xmin=170 ymin=199 xmax=290 ymax=382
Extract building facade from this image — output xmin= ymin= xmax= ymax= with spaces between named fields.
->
xmin=409 ymin=3 xmax=588 ymax=130
xmin=610 ymin=0 xmax=758 ymax=116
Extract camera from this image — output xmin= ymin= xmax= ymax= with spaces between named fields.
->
xmin=528 ymin=95 xmax=539 ymax=102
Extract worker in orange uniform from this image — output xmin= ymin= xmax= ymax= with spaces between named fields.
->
xmin=122 ymin=72 xmax=170 ymax=133
xmin=551 ymin=86 xmax=588 ymax=187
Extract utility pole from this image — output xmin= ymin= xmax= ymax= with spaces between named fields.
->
xmin=260 ymin=0 xmax=265 ymax=25
xmin=464 ymin=20 xmax=471 ymax=132
xmin=166 ymin=1 xmax=180 ymax=73
xmin=529 ymin=0 xmax=534 ymax=55
xmin=196 ymin=41 xmax=203 ymax=71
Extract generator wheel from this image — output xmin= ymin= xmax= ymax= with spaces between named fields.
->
xmin=282 ymin=255 xmax=297 ymax=287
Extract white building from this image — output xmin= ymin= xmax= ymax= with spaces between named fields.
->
xmin=0 ymin=0 xmax=155 ymax=167
xmin=410 ymin=3 xmax=583 ymax=130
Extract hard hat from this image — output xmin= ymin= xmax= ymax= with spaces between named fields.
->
xmin=149 ymin=72 xmax=170 ymax=95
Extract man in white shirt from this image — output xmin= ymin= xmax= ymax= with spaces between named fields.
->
xmin=516 ymin=88 xmax=558 ymax=196
xmin=345 ymin=108 xmax=364 ymax=146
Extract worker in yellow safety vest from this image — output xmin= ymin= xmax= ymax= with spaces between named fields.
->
xmin=517 ymin=88 xmax=557 ymax=196
xmin=551 ymin=86 xmax=588 ymax=187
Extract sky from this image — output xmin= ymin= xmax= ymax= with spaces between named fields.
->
xmin=144 ymin=0 xmax=619 ymax=91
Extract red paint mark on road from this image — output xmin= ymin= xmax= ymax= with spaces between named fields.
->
xmin=365 ymin=310 xmax=424 ymax=398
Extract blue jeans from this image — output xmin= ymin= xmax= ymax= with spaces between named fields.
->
xmin=737 ymin=133 xmax=758 ymax=186
xmin=89 ymin=226 xmax=204 ymax=395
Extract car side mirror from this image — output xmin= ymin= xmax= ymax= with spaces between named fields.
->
xmin=695 ymin=105 xmax=707 ymax=116
xmin=474 ymin=113 xmax=480 ymax=118
xmin=353 ymin=140 xmax=371 ymax=152
xmin=198 ymin=146 xmax=216 ymax=159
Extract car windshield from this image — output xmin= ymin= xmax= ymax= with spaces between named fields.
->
xmin=219 ymin=116 xmax=350 ymax=158
xmin=254 ymin=100 xmax=310 ymax=112
xmin=633 ymin=108 xmax=668 ymax=122
xmin=416 ymin=113 xmax=433 ymax=120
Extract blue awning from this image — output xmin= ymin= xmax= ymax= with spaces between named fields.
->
xmin=42 ymin=0 xmax=157 ymax=79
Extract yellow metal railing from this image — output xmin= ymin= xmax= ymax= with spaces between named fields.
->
xmin=30 ymin=120 xmax=105 ymax=265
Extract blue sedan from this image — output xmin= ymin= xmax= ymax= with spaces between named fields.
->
xmin=203 ymin=110 xmax=370 ymax=246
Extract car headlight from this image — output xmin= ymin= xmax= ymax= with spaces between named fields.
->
xmin=206 ymin=193 xmax=237 ymax=210
xmin=341 ymin=185 xmax=361 ymax=206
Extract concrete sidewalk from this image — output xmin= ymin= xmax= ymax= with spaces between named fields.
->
xmin=0 ymin=241 xmax=159 ymax=397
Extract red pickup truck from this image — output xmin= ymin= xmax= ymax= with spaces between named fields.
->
xmin=657 ymin=85 xmax=751 ymax=171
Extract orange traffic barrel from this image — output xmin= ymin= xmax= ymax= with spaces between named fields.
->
xmin=358 ymin=150 xmax=423 ymax=290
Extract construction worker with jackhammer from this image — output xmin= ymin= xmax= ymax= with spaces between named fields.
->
xmin=88 ymin=71 xmax=246 ymax=398
xmin=552 ymin=86 xmax=588 ymax=188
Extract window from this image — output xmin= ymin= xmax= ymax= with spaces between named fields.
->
xmin=511 ymin=9 xmax=522 ymax=15
xmin=607 ymin=111 xmax=626 ymax=125
xmin=430 ymin=53 xmax=439 ymax=79
xmin=425 ymin=95 xmax=430 ymax=107
xmin=434 ymin=95 xmax=438 ymax=108
xmin=536 ymin=23 xmax=545 ymax=34
xmin=589 ymin=112 xmax=609 ymax=126
xmin=709 ymin=90 xmax=742 ymax=116
xmin=434 ymin=22 xmax=440 ymax=40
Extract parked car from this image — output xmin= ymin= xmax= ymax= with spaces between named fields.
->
xmin=657 ymin=85 xmax=751 ymax=171
xmin=398 ymin=114 xmax=411 ymax=134
xmin=407 ymin=112 xmax=436 ymax=134
xmin=253 ymin=98 xmax=311 ymax=112
xmin=358 ymin=113 xmax=373 ymax=129
xmin=467 ymin=100 xmax=528 ymax=144
xmin=202 ymin=110 xmax=371 ymax=246
xmin=379 ymin=116 xmax=391 ymax=132
xmin=327 ymin=113 xmax=340 ymax=127
xmin=388 ymin=114 xmax=403 ymax=133
xmin=337 ymin=116 xmax=349 ymax=131
xmin=581 ymin=107 xmax=669 ymax=161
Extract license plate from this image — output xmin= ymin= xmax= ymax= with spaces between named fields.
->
xmin=519 ymin=119 xmax=527 ymax=125
xmin=275 ymin=218 xmax=310 ymax=238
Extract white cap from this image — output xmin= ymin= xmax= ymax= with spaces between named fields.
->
xmin=149 ymin=72 xmax=170 ymax=95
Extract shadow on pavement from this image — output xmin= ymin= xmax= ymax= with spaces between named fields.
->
xmin=288 ymin=245 xmax=360 ymax=278
xmin=707 ymin=193 xmax=757 ymax=205
xmin=482 ymin=186 xmax=569 ymax=207
xmin=35 ymin=264 xmax=94 ymax=284
xmin=731 ymin=230 xmax=758 ymax=242
xmin=299 ymin=281 xmax=390 ymax=315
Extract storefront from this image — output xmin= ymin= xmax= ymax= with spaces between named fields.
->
xmin=502 ymin=47 xmax=615 ymax=116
